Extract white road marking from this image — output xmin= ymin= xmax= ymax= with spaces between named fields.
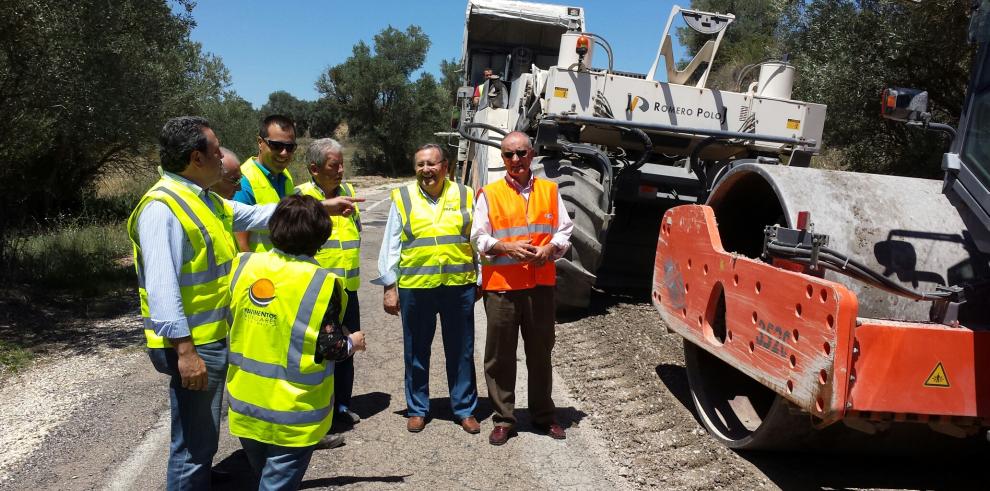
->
xmin=103 ymin=409 xmax=170 ymax=491
xmin=365 ymin=197 xmax=391 ymax=212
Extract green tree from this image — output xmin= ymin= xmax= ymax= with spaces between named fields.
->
xmin=260 ymin=90 xmax=312 ymax=136
xmin=202 ymin=91 xmax=260 ymax=161
xmin=790 ymin=0 xmax=971 ymax=176
xmin=308 ymin=98 xmax=342 ymax=139
xmin=439 ymin=58 xmax=463 ymax=128
xmin=316 ymin=26 xmax=447 ymax=175
xmin=0 ymin=0 xmax=231 ymax=258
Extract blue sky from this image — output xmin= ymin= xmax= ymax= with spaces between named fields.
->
xmin=185 ymin=0 xmax=683 ymax=107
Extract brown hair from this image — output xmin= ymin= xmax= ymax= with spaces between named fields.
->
xmin=269 ymin=195 xmax=331 ymax=257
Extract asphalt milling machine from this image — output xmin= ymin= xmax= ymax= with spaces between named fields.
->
xmin=454 ymin=1 xmax=825 ymax=311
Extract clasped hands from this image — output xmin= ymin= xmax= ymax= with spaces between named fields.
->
xmin=494 ymin=239 xmax=554 ymax=266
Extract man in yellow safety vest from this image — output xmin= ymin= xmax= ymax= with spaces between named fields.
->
xmin=372 ymin=143 xmax=480 ymax=435
xmin=233 ymin=114 xmax=298 ymax=252
xmin=227 ymin=194 xmax=366 ymax=489
xmin=296 ymin=138 xmax=363 ymax=431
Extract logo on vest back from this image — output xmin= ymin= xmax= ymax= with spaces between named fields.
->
xmin=248 ymin=278 xmax=276 ymax=307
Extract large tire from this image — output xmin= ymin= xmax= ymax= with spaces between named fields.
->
xmin=532 ymin=157 xmax=608 ymax=311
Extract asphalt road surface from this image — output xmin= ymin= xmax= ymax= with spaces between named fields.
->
xmin=3 ymin=179 xmax=990 ymax=490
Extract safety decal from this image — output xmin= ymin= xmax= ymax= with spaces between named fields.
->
xmin=923 ymin=362 xmax=950 ymax=388
xmin=553 ymin=87 xmax=569 ymax=98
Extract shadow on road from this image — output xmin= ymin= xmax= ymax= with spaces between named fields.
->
xmin=391 ymin=396 xmax=495 ymax=424
xmin=0 ymin=289 xmax=142 ymax=356
xmin=652 ymin=357 xmax=990 ymax=489
xmin=655 ymin=363 xmax=696 ymax=419
xmin=301 ymin=474 xmax=410 ymax=489
xmin=350 ymin=391 xmax=392 ymax=420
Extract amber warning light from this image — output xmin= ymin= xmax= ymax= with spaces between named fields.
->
xmin=575 ymin=35 xmax=590 ymax=56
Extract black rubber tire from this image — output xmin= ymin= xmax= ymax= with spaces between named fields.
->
xmin=532 ymin=157 xmax=608 ymax=311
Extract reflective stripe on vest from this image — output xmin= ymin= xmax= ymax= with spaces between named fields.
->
xmin=226 ymin=251 xmax=345 ymax=447
xmin=241 ymin=158 xmax=294 ymax=252
xmin=295 ymin=181 xmax=362 ymax=290
xmin=127 ymin=177 xmax=236 ymax=347
xmin=480 ymin=177 xmax=558 ymax=291
xmin=392 ymin=181 xmax=477 ymax=289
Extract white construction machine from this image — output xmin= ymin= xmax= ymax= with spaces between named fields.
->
xmin=453 ymin=0 xmax=826 ymax=310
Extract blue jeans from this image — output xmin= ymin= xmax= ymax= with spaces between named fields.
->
xmin=335 ymin=290 xmax=360 ymax=413
xmin=239 ymin=438 xmax=314 ymax=491
xmin=398 ymin=284 xmax=478 ymax=420
xmin=148 ymin=339 xmax=227 ymax=491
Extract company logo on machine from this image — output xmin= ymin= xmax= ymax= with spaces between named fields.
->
xmin=249 ymin=278 xmax=276 ymax=307
xmin=626 ymin=94 xmax=650 ymax=113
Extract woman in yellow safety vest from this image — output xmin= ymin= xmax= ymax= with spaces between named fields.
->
xmin=226 ymin=195 xmax=366 ymax=490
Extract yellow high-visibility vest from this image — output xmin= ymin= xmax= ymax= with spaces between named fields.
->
xmin=295 ymin=181 xmax=362 ymax=291
xmin=226 ymin=250 xmax=347 ymax=447
xmin=392 ymin=181 xmax=477 ymax=289
xmin=127 ymin=176 xmax=236 ymax=348
xmin=241 ymin=158 xmax=294 ymax=252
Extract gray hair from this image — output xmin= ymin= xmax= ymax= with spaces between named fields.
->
xmin=306 ymin=138 xmax=344 ymax=166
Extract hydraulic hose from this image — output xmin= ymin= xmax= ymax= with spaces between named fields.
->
xmin=458 ymin=122 xmax=506 ymax=151
xmin=766 ymin=241 xmax=952 ymax=302
xmin=580 ymin=32 xmax=615 ymax=73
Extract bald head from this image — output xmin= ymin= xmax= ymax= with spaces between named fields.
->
xmin=500 ymin=132 xmax=534 ymax=186
xmin=213 ymin=147 xmax=242 ymax=199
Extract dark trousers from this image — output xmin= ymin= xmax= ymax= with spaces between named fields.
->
xmin=334 ymin=290 xmax=360 ymax=412
xmin=483 ymin=285 xmax=556 ymax=427
xmin=398 ymin=284 xmax=479 ymax=420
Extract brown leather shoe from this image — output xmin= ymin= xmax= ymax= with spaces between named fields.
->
xmin=488 ymin=425 xmax=513 ymax=446
xmin=407 ymin=416 xmax=426 ymax=433
xmin=534 ymin=421 xmax=566 ymax=440
xmin=460 ymin=416 xmax=481 ymax=434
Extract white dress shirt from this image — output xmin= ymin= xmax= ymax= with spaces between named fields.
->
xmin=470 ymin=174 xmax=573 ymax=261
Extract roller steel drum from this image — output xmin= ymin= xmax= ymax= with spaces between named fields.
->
xmin=706 ymin=163 xmax=987 ymax=322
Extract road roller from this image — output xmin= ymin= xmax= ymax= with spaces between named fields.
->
xmin=652 ymin=8 xmax=990 ymax=449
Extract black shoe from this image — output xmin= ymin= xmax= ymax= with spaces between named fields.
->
xmin=338 ymin=409 xmax=361 ymax=424
xmin=314 ymin=432 xmax=346 ymax=450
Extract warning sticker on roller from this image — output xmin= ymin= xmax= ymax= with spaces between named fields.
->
xmin=924 ymin=362 xmax=950 ymax=388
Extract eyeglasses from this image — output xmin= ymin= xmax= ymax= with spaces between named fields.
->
xmin=263 ymin=138 xmax=297 ymax=153
xmin=221 ymin=174 xmax=241 ymax=185
xmin=501 ymin=149 xmax=528 ymax=159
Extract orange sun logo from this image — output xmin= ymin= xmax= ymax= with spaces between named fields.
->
xmin=248 ymin=278 xmax=276 ymax=307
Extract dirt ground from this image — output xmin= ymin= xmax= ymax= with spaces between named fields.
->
xmin=551 ymin=292 xmax=990 ymax=490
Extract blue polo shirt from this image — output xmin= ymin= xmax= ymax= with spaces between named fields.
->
xmin=232 ymin=158 xmax=291 ymax=205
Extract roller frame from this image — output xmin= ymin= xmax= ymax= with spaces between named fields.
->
xmin=653 ymin=204 xmax=990 ymax=428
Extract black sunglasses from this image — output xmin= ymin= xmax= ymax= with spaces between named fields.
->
xmin=501 ymin=149 xmax=528 ymax=159
xmin=263 ymin=138 xmax=297 ymax=153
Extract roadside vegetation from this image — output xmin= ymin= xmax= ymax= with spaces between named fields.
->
xmin=0 ymin=1 xmax=456 ymax=377
xmin=683 ymin=0 xmax=971 ymax=177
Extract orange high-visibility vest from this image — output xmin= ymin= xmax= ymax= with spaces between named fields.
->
xmin=480 ymin=177 xmax=559 ymax=291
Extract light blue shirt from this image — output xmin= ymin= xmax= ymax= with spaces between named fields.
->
xmin=136 ymin=172 xmax=274 ymax=340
